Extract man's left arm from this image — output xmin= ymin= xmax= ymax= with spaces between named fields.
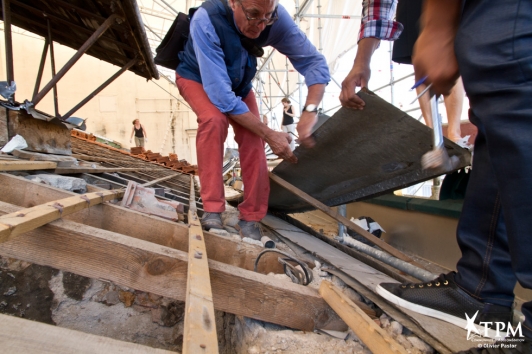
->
xmin=266 ymin=5 xmax=329 ymax=147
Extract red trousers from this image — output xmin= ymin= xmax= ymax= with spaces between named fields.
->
xmin=175 ymin=74 xmax=269 ymax=221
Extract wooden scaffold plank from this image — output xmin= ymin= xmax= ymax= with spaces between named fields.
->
xmin=0 ymin=160 xmax=57 ymax=171
xmin=320 ymin=281 xmax=408 ymax=354
xmin=0 ymin=313 xmax=174 ymax=354
xmin=183 ymin=176 xmax=219 ymax=353
xmin=0 ymin=189 xmax=123 ymax=243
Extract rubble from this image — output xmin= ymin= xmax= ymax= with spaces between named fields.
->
xmin=24 ymin=174 xmax=87 ymax=193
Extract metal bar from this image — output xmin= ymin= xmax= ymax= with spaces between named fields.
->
xmin=323 ymin=73 xmax=417 ymax=114
xmin=296 ymin=0 xmax=314 ymax=17
xmin=300 ymin=14 xmax=361 ymax=19
xmin=154 ymin=0 xmax=178 ymax=15
xmin=32 ymin=38 xmax=49 ymax=102
xmin=372 ymin=72 xmax=414 ymax=92
xmin=152 ymin=75 xmax=191 ymax=109
xmin=2 ymin=0 xmax=15 ymax=102
xmin=144 ymin=24 xmax=163 ymax=40
xmin=139 ymin=6 xmax=175 ymax=21
xmin=62 ymin=58 xmax=137 ymax=119
xmin=47 ymin=17 xmax=60 ymax=118
xmin=33 ymin=14 xmax=121 ymax=106
xmin=337 ymin=204 xmax=346 ymax=240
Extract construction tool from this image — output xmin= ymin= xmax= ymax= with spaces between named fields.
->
xmin=421 ymin=93 xmax=460 ymax=171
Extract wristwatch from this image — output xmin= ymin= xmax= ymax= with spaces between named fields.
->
xmin=303 ymin=104 xmax=318 ymax=113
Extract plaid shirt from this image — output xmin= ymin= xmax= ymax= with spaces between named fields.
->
xmin=359 ymin=0 xmax=403 ymax=41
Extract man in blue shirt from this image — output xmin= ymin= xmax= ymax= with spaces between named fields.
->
xmin=175 ymin=0 xmax=330 ymax=240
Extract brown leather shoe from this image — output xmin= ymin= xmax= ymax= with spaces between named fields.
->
xmin=235 ymin=220 xmax=263 ymax=241
xmin=200 ymin=212 xmax=223 ymax=230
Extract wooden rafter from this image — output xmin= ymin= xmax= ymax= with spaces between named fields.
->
xmin=0 ymin=174 xmax=345 ymax=331
xmin=0 ymin=189 xmax=123 ymax=243
xmin=183 ymin=176 xmax=218 ymax=353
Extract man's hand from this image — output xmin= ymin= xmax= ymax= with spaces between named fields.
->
xmin=340 ymin=63 xmax=370 ymax=110
xmin=297 ymin=111 xmax=319 ymax=148
xmin=264 ymin=130 xmax=297 ymax=163
xmin=413 ymin=29 xmax=459 ymax=95
xmin=412 ymin=0 xmax=461 ymax=95
xmin=340 ymin=37 xmax=380 ymax=110
xmin=228 ymin=111 xmax=297 ymax=163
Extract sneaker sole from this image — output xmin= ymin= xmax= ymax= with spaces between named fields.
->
xmin=375 ymin=284 xmax=506 ymax=340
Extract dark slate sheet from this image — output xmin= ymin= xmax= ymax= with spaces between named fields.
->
xmin=268 ymin=90 xmax=471 ymax=213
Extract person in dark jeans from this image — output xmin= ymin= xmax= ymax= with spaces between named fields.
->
xmin=374 ymin=0 xmax=532 ymax=348
xmin=393 ymin=0 xmax=464 ymax=143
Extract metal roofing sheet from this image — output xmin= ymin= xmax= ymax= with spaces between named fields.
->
xmin=1 ymin=0 xmax=158 ymax=80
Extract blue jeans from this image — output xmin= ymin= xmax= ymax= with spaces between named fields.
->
xmin=453 ymin=0 xmax=532 ymax=337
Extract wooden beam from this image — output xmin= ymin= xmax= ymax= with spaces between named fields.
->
xmin=0 ymin=160 xmax=57 ymax=170
xmin=269 ymin=173 xmax=426 ymax=269
xmin=183 ymin=176 xmax=218 ymax=353
xmin=0 ymin=189 xmax=123 ymax=243
xmin=0 ymin=313 xmax=174 ymax=354
xmin=319 ymin=281 xmax=408 ymax=354
xmin=0 ymin=173 xmax=283 ymax=274
xmin=0 ymin=201 xmax=345 ymax=331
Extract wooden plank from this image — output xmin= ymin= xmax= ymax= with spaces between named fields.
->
xmin=0 ymin=173 xmax=283 ymax=274
xmin=0 ymin=160 xmax=57 ymax=171
xmin=269 ymin=172 xmax=426 ymax=269
xmin=183 ymin=176 xmax=218 ymax=353
xmin=0 ymin=313 xmax=173 ymax=354
xmin=262 ymin=214 xmax=474 ymax=353
xmin=320 ymin=281 xmax=408 ymax=354
xmin=325 ymin=267 xmax=452 ymax=354
xmin=11 ymin=149 xmax=77 ymax=166
xmin=0 ymin=201 xmax=345 ymax=331
xmin=0 ymin=189 xmax=123 ymax=243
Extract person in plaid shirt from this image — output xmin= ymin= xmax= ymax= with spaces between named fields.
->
xmin=340 ymin=0 xmax=402 ymax=109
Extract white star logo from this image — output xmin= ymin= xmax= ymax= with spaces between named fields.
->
xmin=465 ymin=311 xmax=480 ymax=340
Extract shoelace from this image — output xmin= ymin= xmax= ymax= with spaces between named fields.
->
xmin=401 ymin=273 xmax=451 ymax=289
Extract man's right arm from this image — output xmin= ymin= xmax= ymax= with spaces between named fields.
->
xmin=412 ymin=0 xmax=461 ymax=95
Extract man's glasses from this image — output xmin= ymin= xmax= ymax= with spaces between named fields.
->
xmin=238 ymin=1 xmax=278 ymax=26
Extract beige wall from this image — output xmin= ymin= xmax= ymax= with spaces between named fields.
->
xmin=0 ymin=30 xmax=198 ymax=163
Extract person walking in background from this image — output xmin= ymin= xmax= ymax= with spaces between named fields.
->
xmin=281 ymin=97 xmax=296 ymax=151
xmin=130 ymin=119 xmax=148 ymax=147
